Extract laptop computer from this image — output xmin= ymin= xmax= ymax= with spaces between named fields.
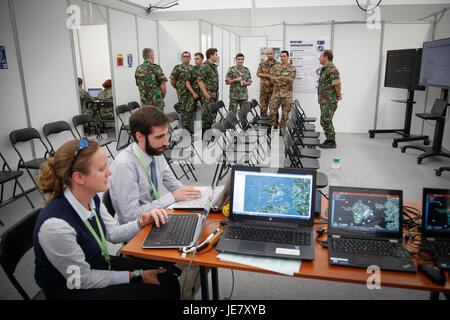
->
xmin=216 ymin=165 xmax=316 ymax=260
xmin=327 ymin=186 xmax=416 ymax=272
xmin=421 ymin=188 xmax=450 ymax=270
xmin=88 ymin=88 xmax=102 ymax=100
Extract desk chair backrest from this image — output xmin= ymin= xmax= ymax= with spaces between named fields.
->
xmin=43 ymin=121 xmax=77 ymax=156
xmin=431 ymin=99 xmax=448 ymax=117
xmin=0 ymin=208 xmax=42 ymax=300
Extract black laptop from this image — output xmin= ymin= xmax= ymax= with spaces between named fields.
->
xmin=216 ymin=165 xmax=316 ymax=260
xmin=327 ymin=186 xmax=416 ymax=273
xmin=421 ymin=188 xmax=450 ymax=270
xmin=88 ymin=88 xmax=102 ymax=100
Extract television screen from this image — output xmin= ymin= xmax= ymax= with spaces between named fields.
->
xmin=384 ymin=48 xmax=425 ymax=91
xmin=419 ymin=37 xmax=450 ymax=88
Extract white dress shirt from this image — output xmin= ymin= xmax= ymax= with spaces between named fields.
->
xmin=109 ymin=143 xmax=183 ymax=224
xmin=37 ymin=188 xmax=141 ymax=290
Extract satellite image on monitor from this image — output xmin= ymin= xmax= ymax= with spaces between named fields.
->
xmin=244 ymin=176 xmax=311 ymax=217
xmin=334 ymin=195 xmax=400 ymax=232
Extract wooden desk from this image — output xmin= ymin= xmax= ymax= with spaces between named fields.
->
xmin=121 ymin=200 xmax=450 ymax=299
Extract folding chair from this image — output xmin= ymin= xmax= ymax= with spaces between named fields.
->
xmin=287 ymin=118 xmax=320 ymax=148
xmin=9 ymin=128 xmax=50 ymax=201
xmin=291 ymin=109 xmax=320 ymax=138
xmin=127 ymin=101 xmax=141 ymax=111
xmin=96 ymin=101 xmax=115 ymax=137
xmin=42 ymin=120 xmax=77 ymax=156
xmin=115 ymin=104 xmax=133 ymax=150
xmin=293 ymin=99 xmax=316 ymax=123
xmin=0 ymin=152 xmax=35 ymax=226
xmin=0 ymin=208 xmax=45 ymax=300
xmin=282 ymin=128 xmax=320 ymax=170
xmin=72 ymin=114 xmax=116 ymax=160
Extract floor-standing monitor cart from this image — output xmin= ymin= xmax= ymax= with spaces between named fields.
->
xmin=435 ymin=88 xmax=450 ymax=176
xmin=369 ymin=89 xmax=430 ymax=148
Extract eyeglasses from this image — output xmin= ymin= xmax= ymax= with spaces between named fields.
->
xmin=182 ymin=55 xmax=191 ymax=58
xmin=70 ymin=138 xmax=89 ymax=174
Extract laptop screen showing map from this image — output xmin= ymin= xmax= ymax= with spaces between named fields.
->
xmin=231 ymin=168 xmax=314 ymax=221
xmin=329 ymin=187 xmax=402 ymax=237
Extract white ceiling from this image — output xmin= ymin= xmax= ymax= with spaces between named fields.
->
xmin=125 ymin=0 xmax=450 ymax=11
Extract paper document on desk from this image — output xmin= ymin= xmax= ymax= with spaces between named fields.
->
xmin=217 ymin=253 xmax=301 ymax=276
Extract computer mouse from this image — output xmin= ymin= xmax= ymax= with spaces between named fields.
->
xmin=418 ymin=263 xmax=446 ymax=286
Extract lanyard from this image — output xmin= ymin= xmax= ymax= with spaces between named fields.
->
xmin=84 ymin=209 xmax=110 ymax=263
xmin=132 ymin=144 xmax=160 ymax=200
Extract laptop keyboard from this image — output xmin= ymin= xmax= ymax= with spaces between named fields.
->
xmin=330 ymin=238 xmax=409 ymax=258
xmin=428 ymin=241 xmax=450 ymax=256
xmin=143 ymin=214 xmax=199 ymax=247
xmin=225 ymin=225 xmax=311 ymax=246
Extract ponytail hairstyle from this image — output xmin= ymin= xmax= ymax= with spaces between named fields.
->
xmin=38 ymin=139 xmax=100 ymax=205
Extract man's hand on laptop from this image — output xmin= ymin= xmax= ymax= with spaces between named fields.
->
xmin=172 ymin=185 xmax=202 ymax=201
xmin=140 ymin=208 xmax=168 ymax=228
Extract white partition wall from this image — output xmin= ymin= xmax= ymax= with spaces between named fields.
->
xmin=158 ymin=21 xmax=201 ymax=111
xmin=213 ymin=26 xmax=224 ymax=101
xmin=222 ymin=30 xmax=231 ymax=108
xmin=376 ymin=23 xmax=433 ymax=135
xmin=333 ymin=23 xmax=381 ymax=133
xmin=137 ymin=17 xmax=159 ymax=65
xmin=240 ymin=36 xmax=267 ymax=103
xmin=201 ymin=21 xmax=212 ymax=54
xmin=108 ymin=8 xmax=140 ymax=106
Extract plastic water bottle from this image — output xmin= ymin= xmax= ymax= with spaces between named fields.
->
xmin=329 ymin=158 xmax=345 ymax=186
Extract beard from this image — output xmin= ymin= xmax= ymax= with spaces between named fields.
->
xmin=144 ymin=136 xmax=165 ymax=156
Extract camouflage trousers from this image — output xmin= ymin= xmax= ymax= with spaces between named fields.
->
xmin=176 ymin=95 xmax=197 ymax=130
xmin=269 ymin=97 xmax=292 ymax=128
xmin=201 ymin=97 xmax=218 ymax=132
xmin=320 ymin=103 xmax=337 ymax=141
xmin=229 ymin=99 xmax=248 ymax=125
xmin=259 ymin=91 xmax=273 ymax=117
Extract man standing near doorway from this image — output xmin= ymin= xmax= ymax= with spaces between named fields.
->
xmin=135 ymin=48 xmax=167 ymax=110
xmin=197 ymin=48 xmax=219 ymax=132
xmin=257 ymin=48 xmax=279 ymax=117
xmin=269 ymin=50 xmax=296 ymax=133
xmin=318 ymin=49 xmax=342 ymax=149
xmin=225 ymin=53 xmax=252 ymax=125
xmin=170 ymin=51 xmax=196 ymax=129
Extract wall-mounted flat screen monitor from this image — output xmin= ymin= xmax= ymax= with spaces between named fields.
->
xmin=419 ymin=37 xmax=450 ymax=88
xmin=384 ymin=48 xmax=425 ymax=91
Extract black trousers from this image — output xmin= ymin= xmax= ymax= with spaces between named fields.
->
xmin=44 ymin=256 xmax=180 ymax=300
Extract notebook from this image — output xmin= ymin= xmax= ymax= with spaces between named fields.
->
xmin=421 ymin=188 xmax=450 ymax=270
xmin=216 ymin=165 xmax=316 ymax=260
xmin=142 ymin=212 xmax=208 ymax=249
xmin=327 ymin=186 xmax=416 ymax=272
xmin=88 ymin=88 xmax=102 ymax=100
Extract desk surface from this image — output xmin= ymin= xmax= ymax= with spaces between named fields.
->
xmin=121 ymin=199 xmax=450 ymax=294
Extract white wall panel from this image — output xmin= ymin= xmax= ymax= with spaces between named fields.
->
xmin=240 ymin=36 xmax=267 ymax=103
xmin=213 ymin=26 xmax=224 ymax=101
xmin=137 ymin=17 xmax=159 ymax=65
xmin=222 ymin=30 xmax=230 ymax=108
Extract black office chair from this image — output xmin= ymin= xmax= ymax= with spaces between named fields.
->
xmin=0 ymin=208 xmax=45 ymax=300
xmin=42 ymin=120 xmax=77 ymax=156
xmin=9 ymin=128 xmax=50 ymax=201
xmin=401 ymin=99 xmax=450 ymax=164
xmin=72 ymin=114 xmax=116 ymax=160
xmin=0 ymin=152 xmax=35 ymax=226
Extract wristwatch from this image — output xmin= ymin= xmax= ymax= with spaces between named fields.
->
xmin=131 ymin=269 xmax=143 ymax=283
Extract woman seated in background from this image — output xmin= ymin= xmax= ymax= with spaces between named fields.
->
xmin=33 ymin=138 xmax=180 ymax=300
xmin=98 ymin=79 xmax=113 ymax=102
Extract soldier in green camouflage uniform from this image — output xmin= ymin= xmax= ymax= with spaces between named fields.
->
xmin=98 ymin=79 xmax=114 ymax=121
xmin=269 ymin=51 xmax=296 ymax=130
xmin=135 ymin=48 xmax=167 ymax=110
xmin=170 ymin=52 xmax=197 ymax=129
xmin=226 ymin=53 xmax=252 ymax=125
xmin=78 ymin=78 xmax=94 ymax=115
xmin=257 ymin=48 xmax=279 ymax=117
xmin=318 ymin=50 xmax=342 ymax=149
xmin=187 ymin=52 xmax=203 ymax=104
xmin=198 ymin=48 xmax=219 ymax=132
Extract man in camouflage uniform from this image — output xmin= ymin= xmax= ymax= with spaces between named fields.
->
xmin=269 ymin=50 xmax=296 ymax=132
xmin=78 ymin=77 xmax=94 ymax=115
xmin=135 ymin=48 xmax=167 ymax=110
xmin=318 ymin=49 xmax=342 ymax=149
xmin=257 ymin=48 xmax=279 ymax=117
xmin=225 ymin=53 xmax=252 ymax=125
xmin=187 ymin=52 xmax=203 ymax=105
xmin=170 ymin=51 xmax=197 ymax=130
xmin=98 ymin=79 xmax=114 ymax=121
xmin=197 ymin=48 xmax=219 ymax=132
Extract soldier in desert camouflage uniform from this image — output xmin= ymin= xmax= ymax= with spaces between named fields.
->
xmin=197 ymin=48 xmax=219 ymax=132
xmin=225 ymin=53 xmax=252 ymax=125
xmin=269 ymin=50 xmax=296 ymax=132
xmin=170 ymin=51 xmax=197 ymax=129
xmin=257 ymin=48 xmax=279 ymax=117
xmin=98 ymin=79 xmax=114 ymax=121
xmin=318 ymin=49 xmax=342 ymax=149
xmin=135 ymin=48 xmax=167 ymax=110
